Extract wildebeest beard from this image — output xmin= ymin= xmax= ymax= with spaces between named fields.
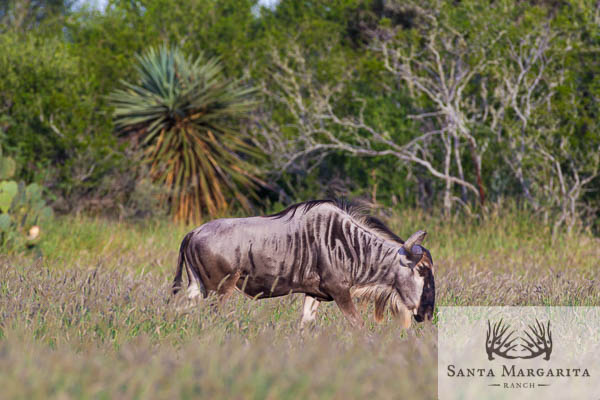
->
xmin=351 ymin=285 xmax=408 ymax=322
xmin=172 ymin=199 xmax=434 ymax=329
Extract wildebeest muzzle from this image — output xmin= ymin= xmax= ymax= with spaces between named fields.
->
xmin=414 ymin=259 xmax=435 ymax=322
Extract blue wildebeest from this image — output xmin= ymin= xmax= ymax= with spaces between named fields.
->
xmin=172 ymin=200 xmax=435 ymax=329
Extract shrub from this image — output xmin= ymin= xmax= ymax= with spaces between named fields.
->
xmin=0 ymin=32 xmax=119 ymax=207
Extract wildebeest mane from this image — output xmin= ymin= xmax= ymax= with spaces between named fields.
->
xmin=267 ymin=199 xmax=330 ymax=221
xmin=266 ymin=199 xmax=404 ymax=245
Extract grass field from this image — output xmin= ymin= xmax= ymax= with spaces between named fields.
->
xmin=1 ymin=207 xmax=599 ymax=399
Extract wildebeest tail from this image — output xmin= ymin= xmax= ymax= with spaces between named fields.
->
xmin=172 ymin=232 xmax=192 ymax=295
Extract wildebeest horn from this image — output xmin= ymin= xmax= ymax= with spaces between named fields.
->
xmin=403 ymin=230 xmax=427 ymax=252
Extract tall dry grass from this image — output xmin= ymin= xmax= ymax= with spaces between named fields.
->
xmin=0 ymin=206 xmax=598 ymax=398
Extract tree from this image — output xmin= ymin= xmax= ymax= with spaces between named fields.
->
xmin=0 ymin=0 xmax=74 ymax=32
xmin=489 ymin=20 xmax=600 ymax=233
xmin=253 ymin=44 xmax=466 ymax=209
xmin=108 ymin=45 xmax=263 ymax=222
xmin=253 ymin=0 xmax=600 ymax=227
xmin=372 ymin=6 xmax=493 ymax=212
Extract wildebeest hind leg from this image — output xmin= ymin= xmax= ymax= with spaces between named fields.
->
xmin=333 ymin=291 xmax=364 ymax=329
xmin=217 ymin=270 xmax=242 ymax=307
xmin=186 ymin=264 xmax=206 ymax=300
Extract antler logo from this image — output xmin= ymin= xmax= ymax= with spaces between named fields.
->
xmin=486 ymin=319 xmax=552 ymax=361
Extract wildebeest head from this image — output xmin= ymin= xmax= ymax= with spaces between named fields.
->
xmin=396 ymin=230 xmax=435 ymax=323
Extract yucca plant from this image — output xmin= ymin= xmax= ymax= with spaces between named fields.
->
xmin=108 ymin=45 xmax=263 ymax=222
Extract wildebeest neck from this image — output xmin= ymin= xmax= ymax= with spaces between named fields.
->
xmin=320 ymin=210 xmax=400 ymax=287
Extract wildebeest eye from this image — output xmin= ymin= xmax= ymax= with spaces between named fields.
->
xmin=397 ymin=247 xmax=409 ymax=256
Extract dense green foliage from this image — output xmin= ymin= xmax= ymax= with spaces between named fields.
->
xmin=0 ymin=0 xmax=599 ymax=228
xmin=0 ymin=31 xmax=119 ymax=208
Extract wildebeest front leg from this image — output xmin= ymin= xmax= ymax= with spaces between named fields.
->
xmin=300 ymin=295 xmax=320 ymax=330
xmin=400 ymin=307 xmax=412 ymax=329
xmin=333 ymin=291 xmax=364 ymax=328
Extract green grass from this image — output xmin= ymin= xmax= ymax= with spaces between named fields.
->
xmin=1 ymin=207 xmax=599 ymax=399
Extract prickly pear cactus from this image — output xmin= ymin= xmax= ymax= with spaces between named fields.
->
xmin=0 ymin=158 xmax=16 ymax=180
xmin=0 ymin=180 xmax=17 ymax=213
xmin=0 ymin=145 xmax=53 ymax=251
xmin=0 ymin=146 xmax=17 ymax=180
xmin=0 ymin=147 xmax=18 ymax=214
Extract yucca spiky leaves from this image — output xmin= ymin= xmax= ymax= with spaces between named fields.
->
xmin=108 ymin=45 xmax=263 ymax=222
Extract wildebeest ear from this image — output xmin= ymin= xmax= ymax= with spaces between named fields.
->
xmin=403 ymin=230 xmax=427 ymax=252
